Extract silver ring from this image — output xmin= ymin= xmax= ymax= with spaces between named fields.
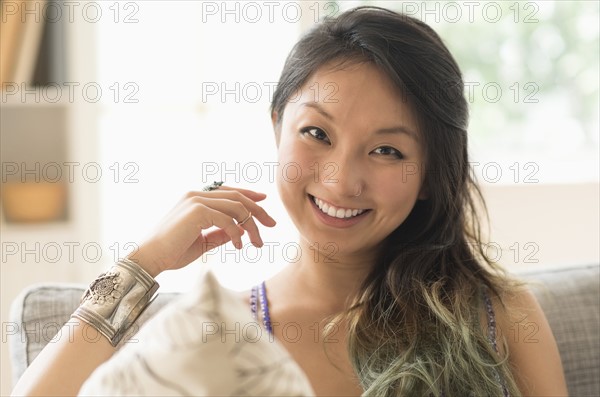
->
xmin=202 ymin=181 xmax=224 ymax=191
xmin=238 ymin=211 xmax=252 ymax=226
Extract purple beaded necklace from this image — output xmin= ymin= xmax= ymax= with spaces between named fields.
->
xmin=250 ymin=281 xmax=273 ymax=336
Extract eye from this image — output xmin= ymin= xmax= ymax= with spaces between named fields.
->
xmin=300 ymin=126 xmax=330 ymax=143
xmin=372 ymin=146 xmax=404 ymax=159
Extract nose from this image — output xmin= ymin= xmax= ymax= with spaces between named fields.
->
xmin=320 ymin=150 xmax=366 ymax=199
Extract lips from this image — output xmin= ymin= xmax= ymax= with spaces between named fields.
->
xmin=309 ymin=194 xmax=370 ymax=219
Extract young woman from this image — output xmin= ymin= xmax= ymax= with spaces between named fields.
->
xmin=13 ymin=6 xmax=568 ymax=396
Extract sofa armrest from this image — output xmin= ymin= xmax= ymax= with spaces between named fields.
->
xmin=8 ymin=283 xmax=179 ymax=386
xmin=517 ymin=264 xmax=600 ymax=397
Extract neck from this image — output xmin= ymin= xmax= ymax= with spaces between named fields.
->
xmin=272 ymin=235 xmax=378 ymax=314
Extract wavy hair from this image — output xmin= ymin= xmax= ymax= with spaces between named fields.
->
xmin=271 ymin=6 xmax=529 ymax=396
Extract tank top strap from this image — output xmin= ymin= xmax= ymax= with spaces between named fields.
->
xmin=250 ymin=284 xmax=259 ymax=320
xmin=482 ymin=286 xmax=500 ymax=354
xmin=481 ymin=285 xmax=510 ymax=397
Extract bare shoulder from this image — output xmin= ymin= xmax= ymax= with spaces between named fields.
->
xmin=488 ymin=287 xmax=569 ymax=396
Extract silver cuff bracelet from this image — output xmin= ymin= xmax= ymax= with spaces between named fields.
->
xmin=71 ymin=258 xmax=159 ymax=347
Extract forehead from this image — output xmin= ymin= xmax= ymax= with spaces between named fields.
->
xmin=284 ymin=61 xmax=420 ymax=135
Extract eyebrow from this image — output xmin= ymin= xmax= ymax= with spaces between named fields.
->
xmin=301 ymin=102 xmax=418 ymax=140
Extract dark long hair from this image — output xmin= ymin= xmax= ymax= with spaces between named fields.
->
xmin=271 ymin=6 xmax=527 ymax=396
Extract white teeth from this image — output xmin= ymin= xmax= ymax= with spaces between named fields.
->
xmin=312 ymin=196 xmax=367 ymax=219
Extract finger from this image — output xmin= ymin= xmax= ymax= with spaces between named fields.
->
xmin=196 ymin=198 xmax=264 ymax=247
xmin=185 ymin=187 xmax=266 ymax=203
xmin=205 ymin=185 xmax=267 ymax=202
xmin=200 ymin=228 xmax=244 ymax=251
xmin=235 ymin=211 xmax=263 ymax=248
xmin=196 ymin=205 xmax=246 ymax=249
xmin=191 ymin=190 xmax=276 ymax=227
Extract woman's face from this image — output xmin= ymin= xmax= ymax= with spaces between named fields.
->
xmin=274 ymin=61 xmax=427 ymax=262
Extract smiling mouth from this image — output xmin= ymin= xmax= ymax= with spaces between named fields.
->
xmin=309 ymin=194 xmax=371 ymax=219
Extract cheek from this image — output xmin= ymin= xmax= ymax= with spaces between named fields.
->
xmin=277 ymin=137 xmax=320 ymax=182
xmin=399 ymin=161 xmax=425 ymax=188
xmin=275 ymin=141 xmax=308 ymax=200
xmin=376 ymin=165 xmax=424 ymax=208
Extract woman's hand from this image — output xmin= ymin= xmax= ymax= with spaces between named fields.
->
xmin=128 ymin=186 xmax=276 ymax=277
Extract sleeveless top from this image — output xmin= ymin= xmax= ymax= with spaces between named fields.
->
xmin=250 ymin=283 xmax=510 ymax=397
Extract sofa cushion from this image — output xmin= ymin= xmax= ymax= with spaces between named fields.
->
xmin=519 ymin=264 xmax=599 ymax=396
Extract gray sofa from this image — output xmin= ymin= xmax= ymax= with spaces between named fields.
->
xmin=9 ymin=264 xmax=600 ymax=396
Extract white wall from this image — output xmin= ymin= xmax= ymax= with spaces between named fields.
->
xmin=482 ymin=183 xmax=599 ymax=271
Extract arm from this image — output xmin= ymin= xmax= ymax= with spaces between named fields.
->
xmin=11 ymin=318 xmax=115 ymax=397
xmin=494 ymin=288 xmax=569 ymax=396
xmin=11 ymin=186 xmax=275 ymax=396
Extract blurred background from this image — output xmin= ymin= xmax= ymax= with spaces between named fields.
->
xmin=1 ymin=1 xmax=598 ymax=393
